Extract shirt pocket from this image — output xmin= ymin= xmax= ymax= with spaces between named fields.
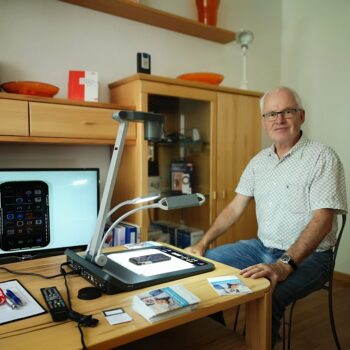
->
xmin=284 ymin=183 xmax=309 ymax=214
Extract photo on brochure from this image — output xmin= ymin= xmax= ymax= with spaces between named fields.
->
xmin=208 ymin=275 xmax=252 ymax=296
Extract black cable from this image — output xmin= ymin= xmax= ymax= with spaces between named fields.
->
xmin=60 ymin=264 xmax=98 ymax=350
xmin=0 ymin=265 xmax=75 ymax=279
xmin=1 ymin=262 xmax=97 ymax=350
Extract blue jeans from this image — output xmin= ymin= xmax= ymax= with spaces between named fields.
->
xmin=205 ymin=239 xmax=332 ymax=349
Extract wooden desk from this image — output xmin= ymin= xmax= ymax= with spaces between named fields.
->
xmin=0 ymin=252 xmax=270 ymax=350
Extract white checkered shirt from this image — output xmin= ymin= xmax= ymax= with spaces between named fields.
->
xmin=236 ymin=133 xmax=347 ymax=251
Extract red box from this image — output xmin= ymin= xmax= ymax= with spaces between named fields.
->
xmin=68 ymin=71 xmax=98 ymax=102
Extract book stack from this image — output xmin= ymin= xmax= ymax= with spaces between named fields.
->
xmin=132 ymin=285 xmax=200 ymax=323
xmin=104 ymin=222 xmax=140 ymax=247
xmin=176 ymin=226 xmax=204 ymax=249
xmin=151 ymin=220 xmax=179 ymax=246
xmin=150 ymin=221 xmax=204 ymax=249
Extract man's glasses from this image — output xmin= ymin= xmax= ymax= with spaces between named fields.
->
xmin=262 ymin=108 xmax=302 ymax=121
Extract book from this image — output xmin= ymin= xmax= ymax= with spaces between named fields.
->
xmin=106 ymin=222 xmax=141 ymax=247
xmin=176 ymin=226 xmax=204 ymax=249
xmin=113 ymin=225 xmax=125 ymax=246
xmin=121 ymin=222 xmax=137 ymax=244
xmin=132 ymin=285 xmax=200 ymax=323
xmin=151 ymin=220 xmax=179 ymax=246
xmin=123 ymin=221 xmax=140 ymax=243
xmin=207 ymin=275 xmax=252 ymax=296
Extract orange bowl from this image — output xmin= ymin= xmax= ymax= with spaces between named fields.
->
xmin=1 ymin=81 xmax=59 ymax=97
xmin=177 ymin=72 xmax=224 ymax=85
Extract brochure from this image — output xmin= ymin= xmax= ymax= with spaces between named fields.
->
xmin=208 ymin=275 xmax=252 ymax=295
xmin=132 ymin=285 xmax=200 ymax=323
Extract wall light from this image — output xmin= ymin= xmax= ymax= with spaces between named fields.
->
xmin=237 ymin=29 xmax=254 ymax=90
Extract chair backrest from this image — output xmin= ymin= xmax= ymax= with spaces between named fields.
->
xmin=329 ymin=214 xmax=347 ymax=282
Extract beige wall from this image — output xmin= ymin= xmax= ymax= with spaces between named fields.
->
xmin=281 ymin=0 xmax=350 ymax=274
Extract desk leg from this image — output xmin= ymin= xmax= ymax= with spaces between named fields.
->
xmin=245 ymin=292 xmax=271 ymax=350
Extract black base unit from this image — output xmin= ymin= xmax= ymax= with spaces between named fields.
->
xmin=65 ymin=246 xmax=215 ymax=294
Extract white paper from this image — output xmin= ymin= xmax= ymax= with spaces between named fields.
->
xmin=0 ymin=280 xmax=46 ymax=325
xmin=124 ymin=241 xmax=161 ymax=250
xmin=103 ymin=308 xmax=132 ymax=325
xmin=107 ymin=248 xmax=194 ymax=276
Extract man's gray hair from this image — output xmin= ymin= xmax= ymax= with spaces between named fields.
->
xmin=259 ymin=87 xmax=303 ymax=113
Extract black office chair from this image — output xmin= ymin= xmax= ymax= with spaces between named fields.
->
xmin=282 ymin=214 xmax=347 ymax=350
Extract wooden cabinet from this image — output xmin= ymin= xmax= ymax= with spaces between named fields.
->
xmin=215 ymin=92 xmax=261 ymax=247
xmin=109 ymin=74 xmax=261 ymax=246
xmin=0 ymin=93 xmax=136 ymax=144
xmin=0 ymin=99 xmax=29 ymax=136
xmin=29 ymin=102 xmax=136 ymax=140
xmin=0 ymin=93 xmax=137 ymax=236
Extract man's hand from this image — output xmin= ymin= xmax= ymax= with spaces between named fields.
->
xmin=239 ymin=261 xmax=293 ymax=291
xmin=184 ymin=240 xmax=207 ymax=256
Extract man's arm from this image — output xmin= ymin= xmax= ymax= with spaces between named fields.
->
xmin=240 ymin=208 xmax=335 ymax=290
xmin=286 ymin=208 xmax=334 ymax=264
xmin=185 ymin=193 xmax=252 ymax=256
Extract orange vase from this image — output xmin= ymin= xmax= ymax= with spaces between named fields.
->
xmin=195 ymin=0 xmax=220 ymax=26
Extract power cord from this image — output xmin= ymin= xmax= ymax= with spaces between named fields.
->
xmin=0 ymin=263 xmax=98 ymax=350
xmin=0 ymin=265 xmax=74 ymax=279
xmin=60 ymin=263 xmax=99 ymax=350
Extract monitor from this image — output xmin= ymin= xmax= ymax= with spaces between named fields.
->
xmin=0 ymin=168 xmax=99 ymax=263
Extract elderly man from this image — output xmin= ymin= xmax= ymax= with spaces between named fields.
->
xmin=186 ymin=86 xmax=347 ymax=347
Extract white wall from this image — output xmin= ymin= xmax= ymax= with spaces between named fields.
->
xmin=281 ymin=0 xmax=350 ymax=274
xmin=0 ymin=144 xmax=110 ymax=194
xmin=0 ymin=0 xmax=281 ymax=220
xmin=0 ymin=0 xmax=281 ymax=100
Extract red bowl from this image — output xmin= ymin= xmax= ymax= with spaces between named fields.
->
xmin=177 ymin=72 xmax=224 ymax=85
xmin=1 ymin=81 xmax=59 ymax=97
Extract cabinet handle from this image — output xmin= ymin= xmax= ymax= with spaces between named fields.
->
xmin=221 ymin=191 xmax=227 ymax=200
xmin=83 ymin=121 xmax=95 ymax=126
xmin=212 ymin=191 xmax=217 ymax=200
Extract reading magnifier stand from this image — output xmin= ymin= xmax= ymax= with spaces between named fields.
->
xmin=65 ymin=110 xmax=206 ymax=291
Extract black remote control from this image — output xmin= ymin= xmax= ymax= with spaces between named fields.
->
xmin=41 ymin=286 xmax=69 ymax=322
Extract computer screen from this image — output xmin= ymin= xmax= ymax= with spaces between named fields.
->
xmin=0 ymin=168 xmax=99 ymax=263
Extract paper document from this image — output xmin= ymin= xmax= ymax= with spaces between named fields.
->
xmin=0 ymin=279 xmax=46 ymax=325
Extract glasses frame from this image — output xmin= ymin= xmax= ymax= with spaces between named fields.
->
xmin=262 ymin=108 xmax=302 ymax=121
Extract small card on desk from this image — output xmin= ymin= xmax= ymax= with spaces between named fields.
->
xmin=103 ymin=308 xmax=132 ymax=325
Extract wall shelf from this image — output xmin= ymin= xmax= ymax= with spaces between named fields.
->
xmin=60 ymin=0 xmax=236 ymax=44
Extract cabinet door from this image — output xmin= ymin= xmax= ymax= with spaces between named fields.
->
xmin=214 ymin=92 xmax=261 ymax=247
xmin=0 ymin=99 xmax=29 ymax=136
xmin=29 ymin=102 xmax=136 ymax=140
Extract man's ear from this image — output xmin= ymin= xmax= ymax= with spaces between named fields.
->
xmin=300 ymin=109 xmax=306 ymax=124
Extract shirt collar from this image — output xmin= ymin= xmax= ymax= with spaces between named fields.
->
xmin=268 ymin=131 xmax=308 ymax=160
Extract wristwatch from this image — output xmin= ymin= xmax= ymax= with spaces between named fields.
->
xmin=279 ymin=254 xmax=298 ymax=271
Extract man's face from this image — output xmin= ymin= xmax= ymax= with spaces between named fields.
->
xmin=262 ymin=89 xmax=305 ymax=148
